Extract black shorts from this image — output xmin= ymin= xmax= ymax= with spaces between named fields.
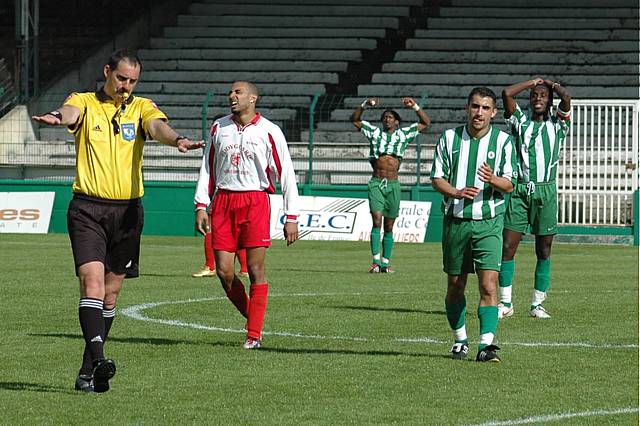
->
xmin=67 ymin=194 xmax=144 ymax=278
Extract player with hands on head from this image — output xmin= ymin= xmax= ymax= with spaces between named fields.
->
xmin=32 ymin=48 xmax=204 ymax=393
xmin=351 ymin=96 xmax=430 ymax=273
xmin=194 ymin=80 xmax=300 ymax=350
xmin=498 ymin=77 xmax=571 ymax=319
xmin=431 ymin=87 xmax=517 ymax=362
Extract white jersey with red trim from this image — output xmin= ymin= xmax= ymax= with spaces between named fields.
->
xmin=194 ymin=113 xmax=300 ymax=217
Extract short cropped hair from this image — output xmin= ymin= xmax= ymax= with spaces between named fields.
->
xmin=107 ymin=48 xmax=142 ymax=72
xmin=467 ymin=87 xmax=497 ymax=106
xmin=380 ymin=109 xmax=401 ymax=123
xmin=233 ymin=80 xmax=260 ymax=98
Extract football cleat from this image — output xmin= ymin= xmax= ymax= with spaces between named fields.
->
xmin=498 ymin=303 xmax=514 ymax=319
xmin=476 ymin=344 xmax=501 ymax=362
xmin=192 ymin=265 xmax=216 ymax=277
xmin=450 ymin=342 xmax=469 ymax=360
xmin=92 ymin=358 xmax=116 ymax=393
xmin=74 ymin=374 xmax=94 ymax=393
xmin=369 ymin=263 xmax=381 ymax=273
xmin=529 ymin=305 xmax=551 ymax=318
xmin=380 ymin=266 xmax=395 ymax=274
xmin=243 ymin=338 xmax=262 ymax=350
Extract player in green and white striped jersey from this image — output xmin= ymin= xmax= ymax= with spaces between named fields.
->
xmin=431 ymin=87 xmax=517 ymax=362
xmin=499 ymin=78 xmax=572 ymax=320
xmin=351 ymin=97 xmax=430 ymax=273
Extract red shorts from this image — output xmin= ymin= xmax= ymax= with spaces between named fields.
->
xmin=210 ymin=190 xmax=271 ymax=251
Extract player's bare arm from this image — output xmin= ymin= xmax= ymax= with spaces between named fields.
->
xmin=32 ymin=104 xmax=81 ymax=126
xmin=350 ymin=97 xmax=379 ymax=130
xmin=501 ymin=78 xmax=544 ymax=118
xmin=432 ymin=177 xmax=480 ymax=200
xmin=401 ymin=97 xmax=430 ymax=131
xmin=147 ymin=119 xmax=204 ymax=152
xmin=544 ymin=79 xmax=572 ymax=112
xmin=477 ymin=162 xmax=514 ymax=194
xmin=195 ymin=209 xmax=209 ymax=236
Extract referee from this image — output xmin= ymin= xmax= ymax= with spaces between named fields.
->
xmin=32 ymin=49 xmax=204 ymax=392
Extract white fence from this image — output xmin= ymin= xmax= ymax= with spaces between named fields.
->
xmin=557 ymin=100 xmax=639 ymax=226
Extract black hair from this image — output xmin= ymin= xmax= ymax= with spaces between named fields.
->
xmin=380 ymin=109 xmax=401 ymax=123
xmin=467 ymin=87 xmax=497 ymax=106
xmin=107 ymin=48 xmax=142 ymax=72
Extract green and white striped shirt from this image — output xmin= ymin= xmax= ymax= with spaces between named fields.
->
xmin=507 ymin=104 xmax=571 ymax=183
xmin=431 ymin=126 xmax=517 ymax=220
xmin=360 ymin=120 xmax=420 ymax=160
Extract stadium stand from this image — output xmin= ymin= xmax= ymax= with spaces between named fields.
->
xmin=302 ymin=0 xmax=640 ymax=184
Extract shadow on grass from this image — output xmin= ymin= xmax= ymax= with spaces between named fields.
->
xmin=28 ymin=333 xmax=239 ymax=348
xmin=0 ymin=381 xmax=75 ymax=394
xmin=327 ymin=305 xmax=446 ymax=315
xmin=260 ymin=346 xmax=449 ymax=359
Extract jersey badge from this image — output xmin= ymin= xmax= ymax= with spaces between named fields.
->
xmin=121 ymin=123 xmax=136 ymax=141
xmin=487 ymin=151 xmax=495 ymax=160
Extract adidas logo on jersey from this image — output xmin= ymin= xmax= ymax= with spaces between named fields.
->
xmin=92 ymin=124 xmax=102 ymax=132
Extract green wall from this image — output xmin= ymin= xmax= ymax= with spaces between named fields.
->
xmin=0 ymin=180 xmax=636 ymax=245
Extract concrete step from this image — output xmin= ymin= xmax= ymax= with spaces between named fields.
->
xmin=150 ymin=37 xmax=378 ymax=50
xmin=405 ymin=38 xmax=636 ymax=53
xmin=393 ymin=50 xmax=638 ymax=65
xmin=162 ymin=106 xmax=297 ymax=121
xmin=142 ymin=70 xmax=339 ymax=84
xmin=134 ymin=82 xmax=326 ymax=96
xmin=414 ymin=28 xmax=638 ymax=41
xmin=425 ymin=17 xmax=638 ymax=29
xmin=371 ymin=73 xmax=637 ymax=86
xmin=163 ymin=26 xmax=387 ymax=39
xmin=144 ymin=59 xmax=349 ymax=73
xmin=447 ymin=0 xmax=637 ymax=6
xmin=381 ymin=62 xmax=638 ymax=75
xmin=189 ymin=3 xmax=411 ymax=17
xmin=357 ymin=84 xmax=636 ymax=99
xmin=139 ymin=48 xmax=363 ymax=62
xmin=437 ymin=7 xmax=638 ymax=18
xmin=134 ymin=93 xmax=313 ymax=107
xmin=330 ymin=108 xmax=467 ymax=122
xmin=177 ymin=15 xmax=400 ymax=28
xmin=199 ymin=0 xmax=424 ymax=5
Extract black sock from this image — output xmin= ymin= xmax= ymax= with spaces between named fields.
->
xmin=78 ymin=298 xmax=105 ymax=365
xmin=79 ymin=305 xmax=116 ymax=376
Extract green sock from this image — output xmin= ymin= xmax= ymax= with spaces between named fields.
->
xmin=381 ymin=232 xmax=394 ymax=266
xmin=534 ymin=258 xmax=551 ymax=293
xmin=445 ymin=297 xmax=467 ymax=342
xmin=477 ymin=306 xmax=499 ymax=351
xmin=370 ymin=227 xmax=381 ymax=264
xmin=499 ymin=259 xmax=515 ymax=307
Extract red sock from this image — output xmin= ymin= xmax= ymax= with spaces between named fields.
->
xmin=225 ymin=276 xmax=249 ymax=318
xmin=236 ymin=249 xmax=247 ymax=273
xmin=204 ymin=232 xmax=215 ymax=270
xmin=247 ymin=283 xmax=268 ymax=340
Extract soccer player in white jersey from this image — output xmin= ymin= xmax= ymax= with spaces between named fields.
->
xmin=351 ymin=97 xmax=430 ymax=273
xmin=431 ymin=87 xmax=517 ymax=362
xmin=194 ymin=81 xmax=300 ymax=349
xmin=498 ymin=78 xmax=572 ymax=319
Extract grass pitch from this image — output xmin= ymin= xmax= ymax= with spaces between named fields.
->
xmin=1 ymin=234 xmax=638 ymax=425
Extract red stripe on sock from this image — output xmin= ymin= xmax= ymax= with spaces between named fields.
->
xmin=236 ymin=249 xmax=247 ymax=273
xmin=205 ymin=232 xmax=215 ymax=270
xmin=247 ymin=283 xmax=269 ymax=340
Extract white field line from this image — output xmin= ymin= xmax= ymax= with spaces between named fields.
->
xmin=467 ymin=407 xmax=639 ymax=426
xmin=120 ymin=293 xmax=639 ymax=349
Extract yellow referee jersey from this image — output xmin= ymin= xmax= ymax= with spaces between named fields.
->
xmin=64 ymin=90 xmax=168 ymax=200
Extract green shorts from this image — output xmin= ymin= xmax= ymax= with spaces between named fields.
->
xmin=442 ymin=215 xmax=504 ymax=274
xmin=368 ymin=177 xmax=401 ymax=218
xmin=504 ymin=182 xmax=558 ymax=235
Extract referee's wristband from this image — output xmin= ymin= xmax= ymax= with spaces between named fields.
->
xmin=47 ymin=110 xmax=63 ymax=121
